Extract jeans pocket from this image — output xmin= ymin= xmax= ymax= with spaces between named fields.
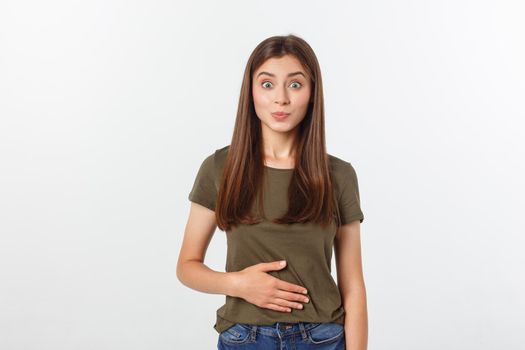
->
xmin=306 ymin=322 xmax=345 ymax=345
xmin=219 ymin=323 xmax=254 ymax=346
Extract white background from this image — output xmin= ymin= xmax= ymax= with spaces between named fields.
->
xmin=1 ymin=0 xmax=524 ymax=349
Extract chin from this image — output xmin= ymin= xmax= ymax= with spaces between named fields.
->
xmin=269 ymin=123 xmax=297 ymax=133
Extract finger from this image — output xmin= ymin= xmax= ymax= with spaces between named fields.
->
xmin=270 ymin=297 xmax=305 ymax=310
xmin=263 ymin=303 xmax=292 ymax=313
xmin=275 ymin=290 xmax=310 ymax=304
xmin=258 ymin=260 xmax=286 ymax=272
xmin=276 ymin=280 xmax=308 ymax=295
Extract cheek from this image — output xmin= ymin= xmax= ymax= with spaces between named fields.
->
xmin=252 ymin=88 xmax=269 ymax=107
xmin=294 ymin=90 xmax=311 ymax=108
xmin=252 ymin=91 xmax=261 ymax=107
xmin=252 ymin=90 xmax=268 ymax=120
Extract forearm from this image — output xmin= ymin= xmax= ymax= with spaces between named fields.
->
xmin=177 ymin=260 xmax=236 ymax=296
xmin=343 ymin=287 xmax=368 ymax=350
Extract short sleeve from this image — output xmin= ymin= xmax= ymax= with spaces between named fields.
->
xmin=338 ymin=163 xmax=364 ymax=225
xmin=188 ymin=153 xmax=217 ymax=211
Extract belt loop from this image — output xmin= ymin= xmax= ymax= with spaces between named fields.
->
xmin=250 ymin=325 xmax=257 ymax=341
xmin=298 ymin=322 xmax=307 ymax=339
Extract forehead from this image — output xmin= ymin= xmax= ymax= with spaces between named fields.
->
xmin=253 ymin=55 xmax=306 ymax=77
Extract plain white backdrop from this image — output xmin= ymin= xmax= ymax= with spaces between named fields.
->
xmin=1 ymin=0 xmax=524 ymax=349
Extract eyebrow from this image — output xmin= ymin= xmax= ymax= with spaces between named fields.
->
xmin=256 ymin=71 xmax=306 ymax=79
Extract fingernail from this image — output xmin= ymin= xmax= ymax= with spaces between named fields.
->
xmin=280 ymin=260 xmax=286 ymax=266
xmin=303 ymin=289 xmax=308 ymax=294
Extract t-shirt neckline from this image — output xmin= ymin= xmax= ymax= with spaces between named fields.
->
xmin=264 ymin=165 xmax=294 ymax=172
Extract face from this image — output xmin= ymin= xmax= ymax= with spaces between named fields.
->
xmin=252 ymin=55 xmax=312 ymax=135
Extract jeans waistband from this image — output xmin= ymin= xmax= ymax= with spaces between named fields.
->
xmin=237 ymin=322 xmax=322 ymax=338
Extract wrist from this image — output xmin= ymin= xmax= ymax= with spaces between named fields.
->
xmin=226 ymin=271 xmax=240 ymax=297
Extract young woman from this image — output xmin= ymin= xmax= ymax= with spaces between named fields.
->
xmin=177 ymin=34 xmax=368 ymax=350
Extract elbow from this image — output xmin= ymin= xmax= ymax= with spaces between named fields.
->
xmin=176 ymin=259 xmax=201 ymax=285
xmin=176 ymin=258 xmax=206 ymax=287
xmin=176 ymin=260 xmax=186 ymax=284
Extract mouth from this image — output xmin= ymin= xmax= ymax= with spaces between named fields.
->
xmin=271 ymin=112 xmax=290 ymax=120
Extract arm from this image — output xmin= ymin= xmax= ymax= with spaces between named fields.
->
xmin=176 ymin=202 xmax=236 ymax=296
xmin=334 ymin=219 xmax=368 ymax=350
xmin=177 ymin=202 xmax=309 ymax=311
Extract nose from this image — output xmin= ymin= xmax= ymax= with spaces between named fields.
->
xmin=274 ymin=86 xmax=290 ymax=105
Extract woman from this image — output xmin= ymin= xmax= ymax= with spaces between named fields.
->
xmin=177 ymin=34 xmax=368 ymax=350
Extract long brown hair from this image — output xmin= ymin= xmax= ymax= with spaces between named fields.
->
xmin=216 ymin=34 xmax=339 ymax=231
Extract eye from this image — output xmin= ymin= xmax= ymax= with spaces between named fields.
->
xmin=261 ymin=81 xmax=302 ymax=89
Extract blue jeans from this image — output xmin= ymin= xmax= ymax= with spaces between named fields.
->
xmin=217 ymin=321 xmax=345 ymax=349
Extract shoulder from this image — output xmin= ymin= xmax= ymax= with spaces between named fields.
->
xmin=214 ymin=144 xmax=230 ymax=161
xmin=198 ymin=145 xmax=229 ymax=167
xmin=327 ymin=153 xmax=360 ymax=196
xmin=212 ymin=144 xmax=230 ymax=172
xmin=328 ymin=153 xmax=358 ymax=178
xmin=195 ymin=144 xmax=230 ymax=181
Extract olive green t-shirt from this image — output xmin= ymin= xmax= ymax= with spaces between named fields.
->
xmin=188 ymin=145 xmax=364 ymax=334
